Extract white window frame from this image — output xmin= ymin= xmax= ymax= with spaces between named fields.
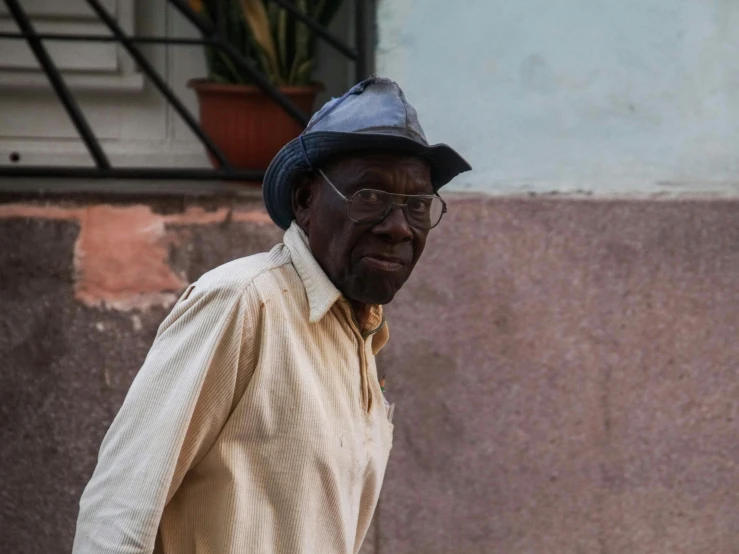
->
xmin=0 ymin=0 xmax=143 ymax=91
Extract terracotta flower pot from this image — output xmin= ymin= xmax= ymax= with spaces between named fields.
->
xmin=188 ymin=79 xmax=322 ymax=175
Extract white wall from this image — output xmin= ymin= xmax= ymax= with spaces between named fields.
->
xmin=377 ymin=0 xmax=739 ymax=195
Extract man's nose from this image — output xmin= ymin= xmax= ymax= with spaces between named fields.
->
xmin=371 ymin=206 xmax=414 ymax=243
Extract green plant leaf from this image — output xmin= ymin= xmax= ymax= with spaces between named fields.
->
xmin=204 ymin=44 xmax=216 ymax=80
xmin=277 ymin=7 xmax=288 ymax=81
xmin=218 ymin=50 xmax=248 ymax=83
xmin=293 ymin=59 xmax=314 ymax=85
xmin=210 ymin=71 xmax=231 ymax=83
xmin=289 ymin=0 xmax=312 ymax=85
xmin=239 ymin=0 xmax=282 ymax=85
xmin=255 ymin=43 xmax=279 ymax=84
xmin=199 ymin=0 xmax=344 ymax=86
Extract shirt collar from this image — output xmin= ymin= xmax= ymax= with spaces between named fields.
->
xmin=283 ymin=222 xmax=389 ymax=353
xmin=284 ymin=221 xmax=343 ymax=323
xmin=366 ymin=311 xmax=389 ymax=355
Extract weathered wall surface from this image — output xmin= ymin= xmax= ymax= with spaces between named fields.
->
xmin=2 ymin=196 xmax=739 ymax=553
xmin=379 ymin=196 xmax=739 ymax=554
xmin=0 ymin=196 xmax=283 ymax=553
xmin=377 ymin=0 xmax=739 ymax=196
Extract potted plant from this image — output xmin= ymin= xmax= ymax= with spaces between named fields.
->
xmin=187 ymin=0 xmax=343 ymax=171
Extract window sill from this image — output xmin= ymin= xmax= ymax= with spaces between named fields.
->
xmin=0 ymin=70 xmax=145 ymax=92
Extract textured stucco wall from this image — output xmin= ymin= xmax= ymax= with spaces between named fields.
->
xmin=377 ymin=0 xmax=739 ymax=196
xmin=378 ymin=196 xmax=739 ymax=554
xmin=0 ymin=197 xmax=283 ymax=553
xmin=2 ymin=196 xmax=739 ymax=553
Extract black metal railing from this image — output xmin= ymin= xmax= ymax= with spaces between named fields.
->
xmin=0 ymin=0 xmax=374 ymax=184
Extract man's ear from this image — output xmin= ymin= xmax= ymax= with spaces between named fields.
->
xmin=291 ymin=173 xmax=316 ymax=233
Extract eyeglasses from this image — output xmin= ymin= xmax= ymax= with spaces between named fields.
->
xmin=318 ymin=169 xmax=447 ymax=230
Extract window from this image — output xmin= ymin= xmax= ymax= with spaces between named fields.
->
xmin=0 ymin=0 xmax=142 ymax=90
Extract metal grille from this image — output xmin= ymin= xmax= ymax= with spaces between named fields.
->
xmin=0 ymin=0 xmax=373 ymax=184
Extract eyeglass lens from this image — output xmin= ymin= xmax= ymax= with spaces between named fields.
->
xmin=349 ymin=189 xmax=444 ymax=229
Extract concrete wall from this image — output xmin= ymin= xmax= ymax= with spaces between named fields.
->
xmin=0 ymin=196 xmax=283 ymax=553
xmin=3 ymin=195 xmax=739 ymax=553
xmin=377 ymin=0 xmax=739 ymax=196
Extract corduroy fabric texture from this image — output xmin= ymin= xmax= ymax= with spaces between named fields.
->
xmin=72 ymin=222 xmax=393 ymax=554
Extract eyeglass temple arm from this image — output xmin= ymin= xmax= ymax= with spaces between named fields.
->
xmin=318 ymin=169 xmax=350 ymax=202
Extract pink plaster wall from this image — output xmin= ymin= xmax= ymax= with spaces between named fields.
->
xmin=2 ymin=195 xmax=738 ymax=554
xmin=378 ymin=196 xmax=739 ymax=554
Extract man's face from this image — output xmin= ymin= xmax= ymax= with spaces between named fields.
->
xmin=292 ymin=151 xmax=434 ymax=306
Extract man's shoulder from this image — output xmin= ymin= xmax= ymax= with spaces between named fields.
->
xmin=194 ymin=242 xmax=293 ymax=296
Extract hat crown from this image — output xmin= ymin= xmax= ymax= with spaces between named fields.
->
xmin=262 ymin=77 xmax=472 ymax=230
xmin=304 ymin=77 xmax=428 ymax=143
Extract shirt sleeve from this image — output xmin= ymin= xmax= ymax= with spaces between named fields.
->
xmin=72 ymin=281 xmax=260 ymax=554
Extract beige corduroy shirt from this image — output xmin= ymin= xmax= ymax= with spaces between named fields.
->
xmin=73 ymin=222 xmax=394 ymax=554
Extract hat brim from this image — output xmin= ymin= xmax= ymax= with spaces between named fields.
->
xmin=262 ymin=130 xmax=472 ymax=229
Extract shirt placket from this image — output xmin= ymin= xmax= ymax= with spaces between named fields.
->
xmin=340 ymin=301 xmax=382 ymax=414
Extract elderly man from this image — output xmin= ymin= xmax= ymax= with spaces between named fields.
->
xmin=73 ymin=77 xmax=470 ymax=554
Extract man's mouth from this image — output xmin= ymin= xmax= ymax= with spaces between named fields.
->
xmin=360 ymin=254 xmax=407 ymax=272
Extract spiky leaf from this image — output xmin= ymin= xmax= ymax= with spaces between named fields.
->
xmin=293 ymin=59 xmax=314 ymax=85
xmin=288 ymin=0 xmax=312 ymax=85
xmin=239 ymin=0 xmax=282 ymax=84
xmin=196 ymin=0 xmax=346 ymax=86
xmin=277 ymin=7 xmax=289 ymax=80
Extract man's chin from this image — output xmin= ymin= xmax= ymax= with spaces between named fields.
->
xmin=363 ymin=290 xmax=397 ymax=306
xmin=348 ymin=278 xmax=404 ymax=306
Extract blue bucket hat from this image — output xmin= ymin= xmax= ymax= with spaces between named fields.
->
xmin=262 ymin=76 xmax=472 ymax=229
